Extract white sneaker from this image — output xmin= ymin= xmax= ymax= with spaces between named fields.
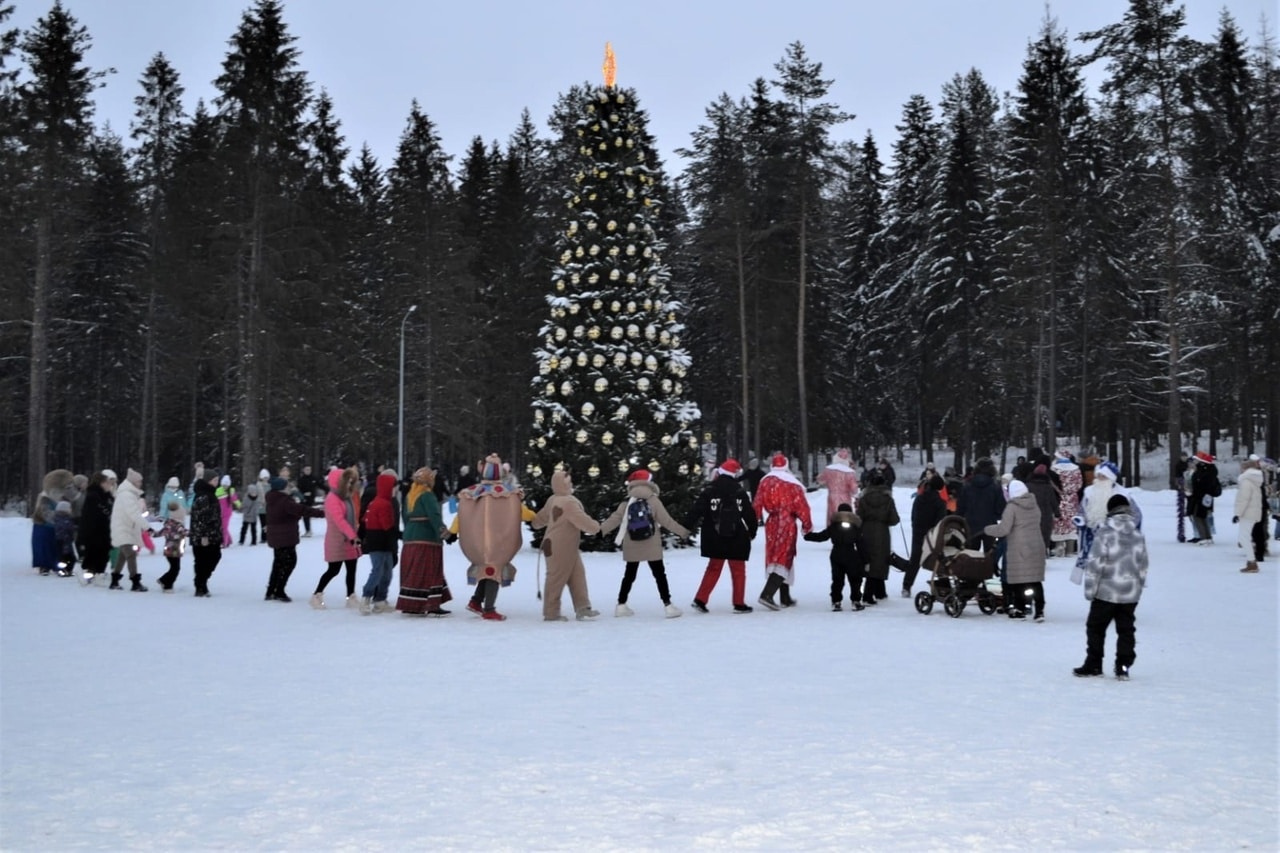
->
xmin=359 ymin=596 xmax=373 ymax=615
xmin=345 ymin=594 xmax=359 ymax=608
xmin=309 ymin=592 xmax=325 ymax=610
xmin=615 ymin=603 xmax=634 ymax=617
xmin=664 ymin=603 xmax=682 ymax=619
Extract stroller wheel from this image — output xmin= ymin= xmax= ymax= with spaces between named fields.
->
xmin=944 ymin=594 xmax=965 ymax=618
xmin=976 ymin=591 xmax=998 ymax=615
xmin=914 ymin=591 xmax=934 ymax=615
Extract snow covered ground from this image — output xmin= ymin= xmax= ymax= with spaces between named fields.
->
xmin=1 ymin=485 xmax=1276 ymax=851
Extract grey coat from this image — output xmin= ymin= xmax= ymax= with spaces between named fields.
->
xmin=599 ymin=479 xmax=690 ymax=562
xmin=985 ymin=492 xmax=1046 ymax=584
xmin=1084 ymin=508 xmax=1148 ymax=603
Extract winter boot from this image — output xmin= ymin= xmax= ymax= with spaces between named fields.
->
xmin=1073 ymin=662 xmax=1103 ymax=677
xmin=1241 ymin=561 xmax=1259 ymax=573
xmin=129 ymin=575 xmax=148 ymax=592
xmin=309 ymin=592 xmax=325 ymax=609
xmin=691 ymin=599 xmax=709 ymax=614
xmin=108 ymin=573 xmax=123 ymax=590
xmin=1114 ymin=664 xmax=1131 ymax=681
xmin=758 ymin=574 xmax=783 ymax=611
xmin=575 ymin=606 xmax=600 ymax=621
xmin=779 ymin=583 xmax=796 ymax=608
xmin=732 ymin=603 xmax=754 ymax=614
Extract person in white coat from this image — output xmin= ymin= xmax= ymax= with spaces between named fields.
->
xmin=109 ymin=468 xmax=152 ymax=591
xmin=1234 ymin=457 xmax=1266 ymax=573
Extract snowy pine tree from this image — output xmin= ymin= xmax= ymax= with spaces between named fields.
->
xmin=526 ymin=72 xmax=701 ymax=536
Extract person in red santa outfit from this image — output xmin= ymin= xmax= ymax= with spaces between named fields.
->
xmin=752 ymin=453 xmax=813 ymax=610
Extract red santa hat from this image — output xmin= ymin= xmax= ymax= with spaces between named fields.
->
xmin=627 ymin=469 xmax=652 ymax=482
xmin=1193 ymin=450 xmax=1214 ymax=464
xmin=771 ymin=454 xmax=788 ymax=469
xmin=717 ymin=459 xmax=743 ymax=478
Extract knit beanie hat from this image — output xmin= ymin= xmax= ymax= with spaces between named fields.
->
xmin=55 ymin=500 xmax=71 ymax=514
xmin=269 ymin=477 xmax=288 ymax=491
xmin=220 ymin=474 xmax=232 ymax=487
xmin=166 ymin=476 xmax=179 ymax=489
xmin=101 ymin=469 xmax=118 ymax=482
xmin=1008 ymin=480 xmax=1028 ymax=499
xmin=126 ymin=468 xmax=143 ymax=488
xmin=1106 ymin=494 xmax=1130 ymax=512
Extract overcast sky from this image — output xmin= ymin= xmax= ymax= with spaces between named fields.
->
xmin=9 ymin=0 xmax=1275 ymax=172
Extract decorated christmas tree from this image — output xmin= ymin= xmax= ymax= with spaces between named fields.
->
xmin=526 ymin=45 xmax=702 ymax=539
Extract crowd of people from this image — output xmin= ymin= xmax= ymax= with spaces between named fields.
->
xmin=27 ymin=445 xmax=1279 ymax=677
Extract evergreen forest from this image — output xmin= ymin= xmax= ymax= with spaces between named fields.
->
xmin=3 ymin=0 xmax=1278 ymax=509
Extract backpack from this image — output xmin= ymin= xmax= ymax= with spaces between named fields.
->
xmin=714 ymin=495 xmax=742 ymax=539
xmin=626 ymin=498 xmax=655 ymax=540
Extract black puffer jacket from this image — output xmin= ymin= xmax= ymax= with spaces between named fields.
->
xmin=685 ymin=475 xmax=758 ymax=561
xmin=958 ymin=464 xmax=1006 ymax=537
xmin=189 ymin=479 xmax=222 ymax=546
xmin=79 ymin=483 xmax=113 ymax=552
xmin=857 ymin=485 xmax=900 ymax=580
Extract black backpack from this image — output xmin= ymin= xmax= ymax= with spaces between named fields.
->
xmin=714 ymin=495 xmax=742 ymax=539
xmin=627 ymin=498 xmax=655 ymax=540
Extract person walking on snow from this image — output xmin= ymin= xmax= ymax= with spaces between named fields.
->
xmin=216 ymin=474 xmax=239 ymax=548
xmin=599 ymin=469 xmax=691 ymax=618
xmin=188 ymin=469 xmax=223 ymax=597
xmin=532 ymin=468 xmax=602 ymax=622
xmin=1075 ymin=494 xmax=1148 ymax=680
xmin=458 ymin=455 xmax=525 ymax=621
xmin=1187 ymin=451 xmax=1221 ymax=544
xmin=264 ymin=476 xmax=323 ymax=601
xmin=395 ymin=467 xmax=452 ymax=615
xmin=686 ymin=459 xmax=758 ymax=614
xmin=108 ymin=468 xmax=153 ymax=592
xmin=311 ymin=466 xmax=362 ymax=609
xmin=985 ymin=479 xmax=1047 ymax=620
xmin=155 ymin=500 xmax=187 ymax=592
xmin=1234 ymin=456 xmax=1266 ymax=574
xmin=753 ymin=453 xmax=813 ymax=610
xmin=856 ymin=469 xmax=901 ymax=604
xmin=816 ymin=448 xmax=859 ymax=524
xmin=804 ymin=502 xmax=865 ymax=611
xmin=358 ymin=469 xmax=401 ymax=613
xmin=1050 ymin=451 xmax=1082 ymax=556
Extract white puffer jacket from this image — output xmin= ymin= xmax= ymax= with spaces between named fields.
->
xmin=110 ymin=479 xmax=148 ymax=548
xmin=1234 ymin=468 xmax=1265 ymax=525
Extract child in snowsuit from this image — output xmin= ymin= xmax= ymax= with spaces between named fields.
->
xmin=53 ymin=500 xmax=78 ymax=576
xmin=804 ymin=502 xmax=865 ymax=611
xmin=239 ymin=484 xmax=262 ymax=545
xmin=156 ymin=501 xmax=188 ymax=592
xmin=1075 ymin=494 xmax=1148 ymax=680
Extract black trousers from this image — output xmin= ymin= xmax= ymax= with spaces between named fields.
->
xmin=1249 ymin=519 xmax=1267 ymax=561
xmin=1007 ymin=581 xmax=1045 ymax=616
xmin=192 ymin=543 xmax=222 ymax=594
xmin=1085 ymin=599 xmax=1137 ymax=668
xmin=618 ymin=560 xmax=672 ymax=605
xmin=830 ymin=558 xmax=863 ymax=604
xmin=269 ymin=546 xmax=298 ymax=593
xmin=315 ymin=559 xmax=358 ymax=596
xmin=158 ymin=555 xmax=182 ymax=587
xmin=862 ymin=576 xmax=886 ymax=602
xmin=239 ymin=520 xmax=258 ymax=545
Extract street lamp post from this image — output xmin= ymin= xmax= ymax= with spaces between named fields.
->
xmin=398 ymin=304 xmax=418 ymax=478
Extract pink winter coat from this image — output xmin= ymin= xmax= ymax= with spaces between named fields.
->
xmin=323 ymin=468 xmax=361 ymax=562
xmin=816 ymin=463 xmax=859 ymax=523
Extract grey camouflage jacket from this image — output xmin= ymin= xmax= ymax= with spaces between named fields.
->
xmin=1083 ymin=508 xmax=1148 ymax=604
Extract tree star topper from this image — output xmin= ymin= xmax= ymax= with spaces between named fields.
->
xmin=603 ymin=42 xmax=616 ymax=87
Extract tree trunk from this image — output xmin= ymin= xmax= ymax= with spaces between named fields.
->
xmin=26 ymin=214 xmax=52 ymax=509
xmin=735 ymin=225 xmax=749 ymax=462
xmin=796 ymin=190 xmax=808 ymax=482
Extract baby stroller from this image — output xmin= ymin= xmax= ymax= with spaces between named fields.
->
xmin=914 ymin=515 xmax=1002 ymax=618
